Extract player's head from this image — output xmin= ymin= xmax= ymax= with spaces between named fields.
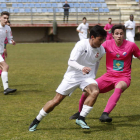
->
xmin=90 ymin=25 xmax=107 ymax=48
xmin=0 ymin=11 xmax=10 ymax=26
xmin=108 ymin=18 xmax=112 ymax=24
xmin=65 ymin=0 xmax=67 ymax=4
xmin=7 ymin=20 xmax=10 ymax=26
xmin=130 ymin=14 xmax=134 ymax=21
xmin=112 ymin=24 xmax=125 ymax=45
xmin=83 ymin=17 xmax=87 ymax=24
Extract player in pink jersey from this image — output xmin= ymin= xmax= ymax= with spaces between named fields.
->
xmin=104 ymin=18 xmax=113 ymax=40
xmin=69 ymin=24 xmax=140 ymax=123
xmin=0 ymin=20 xmax=10 ymax=76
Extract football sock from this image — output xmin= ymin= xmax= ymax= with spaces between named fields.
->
xmin=80 ymin=105 xmax=93 ymax=118
xmin=36 ymin=108 xmax=48 ymax=121
xmin=1 ymin=71 xmax=8 ymax=90
xmin=104 ymin=88 xmax=122 ymax=114
xmin=79 ymin=93 xmax=87 ymax=112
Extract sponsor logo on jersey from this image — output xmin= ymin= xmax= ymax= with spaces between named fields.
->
xmin=95 ymin=53 xmax=99 ymax=58
xmin=116 ymin=53 xmax=120 ymax=58
xmin=85 ymin=50 xmax=87 ymax=53
xmin=123 ymin=52 xmax=127 ymax=56
xmin=113 ymin=60 xmax=124 ymax=71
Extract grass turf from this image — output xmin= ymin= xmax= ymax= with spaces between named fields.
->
xmin=0 ymin=42 xmax=140 ymax=140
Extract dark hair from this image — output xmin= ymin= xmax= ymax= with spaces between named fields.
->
xmin=90 ymin=25 xmax=107 ymax=38
xmin=108 ymin=17 xmax=112 ymax=19
xmin=83 ymin=17 xmax=86 ymax=20
xmin=1 ymin=11 xmax=10 ymax=17
xmin=111 ymin=24 xmax=125 ymax=34
xmin=7 ymin=20 xmax=10 ymax=24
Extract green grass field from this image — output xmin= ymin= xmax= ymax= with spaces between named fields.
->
xmin=1 ymin=42 xmax=140 ymax=140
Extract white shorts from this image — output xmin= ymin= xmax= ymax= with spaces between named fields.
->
xmin=79 ymin=34 xmax=87 ymax=40
xmin=0 ymin=54 xmax=4 ymax=62
xmin=126 ymin=36 xmax=134 ymax=43
xmin=56 ymin=78 xmax=97 ymax=96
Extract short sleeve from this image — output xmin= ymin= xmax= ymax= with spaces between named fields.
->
xmin=104 ymin=24 xmax=107 ymax=30
xmin=124 ymin=21 xmax=129 ymax=28
xmin=87 ymin=23 xmax=89 ymax=29
xmin=132 ymin=43 xmax=140 ymax=57
xmin=70 ymin=41 xmax=84 ymax=61
xmin=77 ymin=24 xmax=82 ymax=31
xmin=101 ymin=41 xmax=107 ymax=51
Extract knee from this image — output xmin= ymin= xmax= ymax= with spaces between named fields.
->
xmin=90 ymin=90 xmax=99 ymax=98
xmin=3 ymin=63 xmax=9 ymax=71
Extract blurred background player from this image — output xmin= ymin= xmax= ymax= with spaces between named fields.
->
xmin=0 ymin=11 xmax=17 ymax=95
xmin=0 ymin=20 xmax=11 ymax=77
xmin=104 ymin=18 xmax=113 ymax=40
xmin=124 ymin=14 xmax=136 ymax=58
xmin=76 ymin=17 xmax=89 ymax=40
xmin=63 ymin=1 xmax=70 ymax=23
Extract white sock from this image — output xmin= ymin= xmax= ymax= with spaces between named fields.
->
xmin=36 ymin=108 xmax=48 ymax=121
xmin=1 ymin=71 xmax=8 ymax=90
xmin=80 ymin=105 xmax=93 ymax=117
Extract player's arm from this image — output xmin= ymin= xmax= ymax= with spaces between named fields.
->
xmin=124 ymin=22 xmax=133 ymax=30
xmin=68 ymin=43 xmax=91 ymax=74
xmin=7 ymin=27 xmax=16 ymax=45
xmin=76 ymin=24 xmax=83 ymax=33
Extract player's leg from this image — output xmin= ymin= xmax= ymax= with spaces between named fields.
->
xmin=0 ymin=57 xmax=16 ymax=95
xmin=100 ymin=81 xmax=128 ymax=122
xmin=76 ymin=81 xmax=99 ymax=129
xmin=0 ymin=53 xmax=5 ymax=76
xmin=29 ymin=93 xmax=66 ymax=132
xmin=69 ymin=92 xmax=88 ymax=120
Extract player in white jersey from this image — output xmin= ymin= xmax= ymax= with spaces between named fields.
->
xmin=76 ymin=17 xmax=89 ymax=40
xmin=29 ymin=25 xmax=107 ymax=131
xmin=124 ymin=14 xmax=136 ymax=58
xmin=0 ymin=11 xmax=17 ymax=95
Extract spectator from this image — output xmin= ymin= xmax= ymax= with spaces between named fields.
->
xmin=63 ymin=1 xmax=70 ymax=23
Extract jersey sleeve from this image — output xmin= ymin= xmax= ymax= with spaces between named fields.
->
xmin=69 ymin=41 xmax=84 ymax=61
xmin=87 ymin=23 xmax=89 ymax=29
xmin=104 ymin=24 xmax=107 ymax=30
xmin=132 ymin=43 xmax=140 ymax=57
xmin=77 ymin=24 xmax=82 ymax=31
xmin=124 ymin=21 xmax=129 ymax=28
xmin=7 ymin=26 xmax=13 ymax=44
xmin=101 ymin=41 xmax=107 ymax=51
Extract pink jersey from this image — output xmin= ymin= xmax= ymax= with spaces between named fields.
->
xmin=104 ymin=24 xmax=113 ymax=38
xmin=4 ymin=37 xmax=8 ymax=45
xmin=102 ymin=39 xmax=140 ymax=78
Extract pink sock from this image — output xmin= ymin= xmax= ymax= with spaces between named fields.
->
xmin=79 ymin=93 xmax=87 ymax=112
xmin=0 ymin=70 xmax=2 ymax=76
xmin=104 ymin=88 xmax=123 ymax=114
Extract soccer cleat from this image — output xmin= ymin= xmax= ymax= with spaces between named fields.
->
xmin=4 ymin=88 xmax=17 ymax=95
xmin=99 ymin=112 xmax=112 ymax=122
xmin=29 ymin=118 xmax=40 ymax=132
xmin=69 ymin=111 xmax=80 ymax=120
xmin=76 ymin=119 xmax=90 ymax=129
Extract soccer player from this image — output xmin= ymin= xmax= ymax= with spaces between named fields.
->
xmin=29 ymin=25 xmax=107 ymax=131
xmin=76 ymin=17 xmax=89 ymax=40
xmin=104 ymin=18 xmax=113 ymax=40
xmin=124 ymin=14 xmax=136 ymax=58
xmin=0 ymin=11 xmax=17 ymax=95
xmin=69 ymin=24 xmax=140 ymax=123
xmin=0 ymin=20 xmax=11 ymax=77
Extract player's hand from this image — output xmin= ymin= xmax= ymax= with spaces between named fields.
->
xmin=4 ymin=49 xmax=7 ymax=58
xmin=11 ymin=40 xmax=16 ymax=45
xmin=82 ymin=67 xmax=91 ymax=75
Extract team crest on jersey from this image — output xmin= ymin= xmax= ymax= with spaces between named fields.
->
xmin=116 ymin=53 xmax=120 ymax=58
xmin=95 ymin=53 xmax=99 ymax=58
xmin=123 ymin=52 xmax=127 ymax=56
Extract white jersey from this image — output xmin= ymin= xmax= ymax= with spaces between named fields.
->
xmin=124 ymin=20 xmax=135 ymax=38
xmin=77 ymin=23 xmax=89 ymax=40
xmin=64 ymin=39 xmax=105 ymax=81
xmin=0 ymin=23 xmax=13 ymax=53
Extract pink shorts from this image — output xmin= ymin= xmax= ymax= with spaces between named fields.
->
xmin=96 ymin=73 xmax=131 ymax=93
xmin=106 ymin=35 xmax=113 ymax=40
